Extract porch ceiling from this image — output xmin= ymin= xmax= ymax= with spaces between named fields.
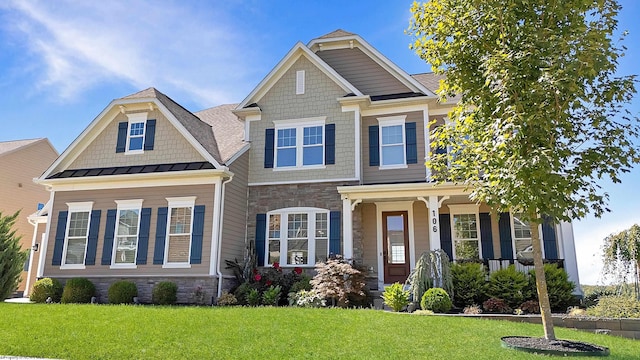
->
xmin=337 ymin=182 xmax=470 ymax=201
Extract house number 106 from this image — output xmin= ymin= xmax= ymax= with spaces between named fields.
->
xmin=431 ymin=210 xmax=438 ymax=233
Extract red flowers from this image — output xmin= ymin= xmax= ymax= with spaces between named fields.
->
xmin=294 ymin=267 xmax=303 ymax=275
xmin=254 ymin=274 xmax=262 ymax=281
xmin=266 ymin=280 xmax=272 ymax=286
xmin=272 ymin=262 xmax=280 ymax=270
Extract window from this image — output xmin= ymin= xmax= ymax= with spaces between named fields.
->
xmin=126 ymin=113 xmax=147 ymax=153
xmin=62 ymin=202 xmax=93 ymax=267
xmin=378 ymin=116 xmax=406 ymax=168
xmin=448 ymin=204 xmax=480 ymax=260
xmin=512 ymin=212 xmax=533 ymax=260
xmin=266 ymin=208 xmax=329 ymax=266
xmin=274 ymin=117 xmax=325 ymax=169
xmin=164 ymin=197 xmax=195 ymax=266
xmin=112 ymin=200 xmax=143 ymax=267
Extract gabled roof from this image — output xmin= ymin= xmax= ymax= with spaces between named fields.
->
xmin=195 ymin=103 xmax=246 ymax=164
xmin=0 ymin=138 xmax=55 ymax=158
xmin=317 ymin=29 xmax=355 ymax=39
xmin=411 ymin=72 xmax=461 ymax=103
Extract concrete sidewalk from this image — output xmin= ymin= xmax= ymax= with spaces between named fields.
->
xmin=3 ymin=298 xmax=32 ymax=304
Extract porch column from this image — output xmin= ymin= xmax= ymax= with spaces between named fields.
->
xmin=428 ymin=195 xmax=441 ymax=251
xmin=557 ymin=221 xmax=582 ymax=296
xmin=342 ymin=196 xmax=353 ymax=259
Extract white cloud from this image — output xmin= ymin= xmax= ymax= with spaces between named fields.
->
xmin=1 ymin=0 xmax=256 ymax=106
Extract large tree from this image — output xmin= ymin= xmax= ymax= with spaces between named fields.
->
xmin=0 ymin=211 xmax=28 ymax=301
xmin=602 ymin=224 xmax=640 ymax=299
xmin=408 ymin=0 xmax=639 ymax=340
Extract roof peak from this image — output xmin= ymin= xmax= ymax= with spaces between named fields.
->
xmin=316 ymin=29 xmax=356 ymax=40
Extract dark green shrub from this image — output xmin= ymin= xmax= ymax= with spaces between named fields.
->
xmin=246 ymin=288 xmax=261 ymax=306
xmin=234 ymin=282 xmax=253 ymax=306
xmin=484 ymin=265 xmax=528 ymax=308
xmin=420 ymin=288 xmax=452 ymax=313
xmin=482 ymin=297 xmax=512 ymax=313
xmin=527 ymin=264 xmax=577 ymax=312
xmin=61 ymin=278 xmax=96 ymax=304
xmin=152 ymin=281 xmax=177 ymax=305
xmin=586 ymin=296 xmax=640 ymax=318
xmin=0 ymin=211 xmax=29 ymax=301
xmin=382 ymin=282 xmax=410 ymax=312
xmin=584 ymin=288 xmax=616 ymax=308
xmin=451 ymin=262 xmax=486 ymax=308
xmin=289 ymin=275 xmax=312 ymax=294
xmin=30 ymin=278 xmax=63 ymax=303
xmin=262 ymin=285 xmax=281 ymax=306
xmin=108 ymin=280 xmax=138 ymax=304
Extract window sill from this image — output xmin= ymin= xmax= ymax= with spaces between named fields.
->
xmin=125 ymin=150 xmax=144 ymax=155
xmin=378 ymin=164 xmax=408 ymax=170
xmin=273 ymin=165 xmax=326 ymax=171
xmin=110 ymin=264 xmax=138 ymax=270
xmin=162 ymin=263 xmax=192 ymax=269
xmin=60 ymin=264 xmax=86 ymax=270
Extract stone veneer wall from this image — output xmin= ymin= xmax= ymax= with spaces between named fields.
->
xmin=57 ymin=276 xmax=218 ymax=305
xmin=247 ymin=181 xmax=362 ymax=263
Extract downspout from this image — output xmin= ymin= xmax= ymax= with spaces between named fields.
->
xmin=37 ymin=188 xmax=55 ymax=279
xmin=216 ymin=175 xmax=234 ymax=298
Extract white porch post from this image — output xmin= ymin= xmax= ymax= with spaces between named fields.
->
xmin=342 ymin=196 xmax=353 ymax=259
xmin=423 ymin=105 xmax=431 ymax=181
xmin=428 ymin=195 xmax=441 ymax=251
xmin=557 ymin=221 xmax=583 ymax=296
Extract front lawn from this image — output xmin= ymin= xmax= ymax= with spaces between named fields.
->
xmin=1 ymin=303 xmax=637 ymax=359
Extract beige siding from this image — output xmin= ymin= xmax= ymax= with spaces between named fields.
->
xmin=248 ymin=56 xmax=355 ymax=184
xmin=44 ymin=184 xmax=215 ymax=278
xmin=316 ymin=48 xmax=411 ymax=96
xmin=0 ymin=140 xmax=58 ymax=292
xmin=362 ymin=111 xmax=427 ymax=184
xmin=360 ymin=203 xmax=378 ymax=274
xmin=413 ymin=201 xmax=430 ymax=258
xmin=220 ymin=152 xmax=249 ymax=275
xmin=69 ymin=109 xmax=205 ymax=170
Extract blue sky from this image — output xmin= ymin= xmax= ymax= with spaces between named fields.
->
xmin=0 ymin=1 xmax=638 ymax=285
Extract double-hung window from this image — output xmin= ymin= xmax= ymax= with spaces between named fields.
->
xmin=267 ymin=208 xmax=329 ymax=266
xmin=274 ymin=117 xmax=325 ymax=169
xmin=448 ymin=204 xmax=481 ymax=260
xmin=126 ymin=113 xmax=147 ymax=153
xmin=512 ymin=212 xmax=533 ymax=260
xmin=62 ymin=202 xmax=93 ymax=268
xmin=112 ymin=200 xmax=143 ymax=267
xmin=378 ymin=116 xmax=406 ymax=168
xmin=164 ymin=197 xmax=195 ymax=266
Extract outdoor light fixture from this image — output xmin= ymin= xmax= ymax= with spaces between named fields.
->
xmin=32 ymin=243 xmax=39 ymax=252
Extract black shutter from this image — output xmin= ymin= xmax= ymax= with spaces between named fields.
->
xmin=255 ymin=213 xmax=267 ymax=266
xmin=116 ymin=122 xmax=128 ymax=153
xmin=369 ymin=125 xmax=379 ymax=166
xmin=153 ymin=207 xmax=168 ymax=265
xmin=542 ymin=215 xmax=558 ymax=259
xmin=439 ymin=213 xmax=453 ymax=260
xmin=136 ymin=208 xmax=152 ymax=265
xmin=479 ymin=212 xmax=494 ymax=259
xmin=190 ymin=205 xmax=205 ymax=264
xmin=329 ymin=211 xmax=341 ymax=256
xmin=325 ymin=124 xmax=335 ymax=165
xmin=101 ymin=209 xmax=117 ymax=265
xmin=498 ymin=212 xmax=514 ymax=259
xmin=85 ymin=210 xmax=101 ymax=265
xmin=405 ymin=122 xmax=417 ymax=164
xmin=52 ymin=211 xmax=68 ymax=266
xmin=144 ymin=119 xmax=156 ymax=150
xmin=264 ymin=129 xmax=275 ymax=168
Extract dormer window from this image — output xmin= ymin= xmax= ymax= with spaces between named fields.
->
xmin=115 ymin=112 xmax=156 ymax=154
xmin=128 ymin=122 xmax=145 ymax=151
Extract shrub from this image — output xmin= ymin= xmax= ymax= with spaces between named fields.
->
xmin=61 ymin=278 xmax=96 ymax=304
xmin=463 ymin=304 xmax=482 ymax=314
xmin=288 ymin=290 xmax=325 ymax=307
xmin=0 ymin=211 xmax=29 ymax=301
xmin=311 ymin=257 xmax=366 ymax=307
xmin=583 ymin=288 xmax=616 ymax=308
xmin=107 ymin=280 xmax=138 ymax=304
xmin=527 ymin=264 xmax=577 ymax=312
xmin=217 ymin=291 xmax=237 ymax=306
xmin=289 ymin=275 xmax=312 ymax=294
xmin=420 ymin=288 xmax=452 ymax=313
xmin=451 ymin=262 xmax=486 ymax=308
xmin=567 ymin=307 xmax=588 ymax=317
xmin=234 ymin=282 xmax=253 ymax=306
xmin=30 ymin=278 xmax=63 ymax=303
xmin=152 ymin=281 xmax=177 ymax=305
xmin=519 ymin=300 xmax=540 ymax=314
xmin=482 ymin=297 xmax=512 ymax=314
xmin=484 ymin=265 xmax=528 ymax=309
xmin=587 ymin=296 xmax=640 ymax=318
xmin=262 ymin=285 xmax=282 ymax=306
xmin=382 ymin=282 xmax=410 ymax=312
xmin=246 ymin=288 xmax=261 ymax=306
xmin=407 ymin=250 xmax=452 ymax=304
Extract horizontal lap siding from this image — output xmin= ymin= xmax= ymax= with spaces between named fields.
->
xmin=220 ymin=152 xmax=249 ymax=276
xmin=316 ymin=48 xmax=411 ymax=96
xmin=360 ymin=203 xmax=378 ymax=275
xmin=362 ymin=111 xmax=426 ymax=184
xmin=413 ymin=201 xmax=430 ymax=258
xmin=44 ymin=184 xmax=215 ymax=278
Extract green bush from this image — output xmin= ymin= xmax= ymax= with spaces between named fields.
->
xmin=246 ymin=288 xmax=261 ymax=306
xmin=527 ymin=264 xmax=577 ymax=312
xmin=61 ymin=278 xmax=96 ymax=304
xmin=587 ymin=296 xmax=640 ymax=318
xmin=107 ymin=280 xmax=138 ymax=304
xmin=234 ymin=282 xmax=253 ymax=306
xmin=484 ymin=265 xmax=528 ymax=309
xmin=289 ymin=275 xmax=312 ymax=294
xmin=382 ymin=282 xmax=410 ymax=312
xmin=30 ymin=278 xmax=63 ymax=303
xmin=451 ymin=262 xmax=486 ymax=308
xmin=584 ymin=288 xmax=616 ymax=308
xmin=262 ymin=285 xmax=282 ymax=306
xmin=152 ymin=281 xmax=177 ymax=305
xmin=420 ymin=288 xmax=452 ymax=313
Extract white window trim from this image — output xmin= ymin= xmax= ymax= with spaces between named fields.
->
xmin=266 ymin=207 xmax=330 ymax=267
xmin=125 ymin=112 xmax=148 ymax=155
xmin=163 ymin=197 xmax=196 ymax=269
xmin=60 ymin=201 xmax=94 ymax=270
xmin=377 ymin=115 xmax=407 ymax=170
xmin=110 ymin=199 xmax=143 ymax=269
xmin=273 ymin=117 xmax=326 ymax=170
xmin=510 ymin=212 xmax=545 ymax=259
xmin=296 ymin=70 xmax=305 ymax=95
xmin=447 ymin=204 xmax=482 ymax=260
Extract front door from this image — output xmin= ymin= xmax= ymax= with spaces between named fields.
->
xmin=383 ymin=211 xmax=410 ymax=283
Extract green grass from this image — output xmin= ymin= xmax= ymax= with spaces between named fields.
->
xmin=1 ymin=303 xmax=638 ymax=360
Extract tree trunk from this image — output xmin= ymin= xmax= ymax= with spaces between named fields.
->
xmin=529 ymin=212 xmax=556 ymax=340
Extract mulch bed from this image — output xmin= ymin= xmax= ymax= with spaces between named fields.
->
xmin=501 ymin=336 xmax=610 ymax=357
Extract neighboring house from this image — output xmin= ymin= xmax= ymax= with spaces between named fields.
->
xmin=35 ymin=30 xmax=582 ymax=303
xmin=0 ymin=138 xmax=58 ymax=297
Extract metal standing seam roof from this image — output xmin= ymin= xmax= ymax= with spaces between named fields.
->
xmin=47 ymin=161 xmax=215 ymax=179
